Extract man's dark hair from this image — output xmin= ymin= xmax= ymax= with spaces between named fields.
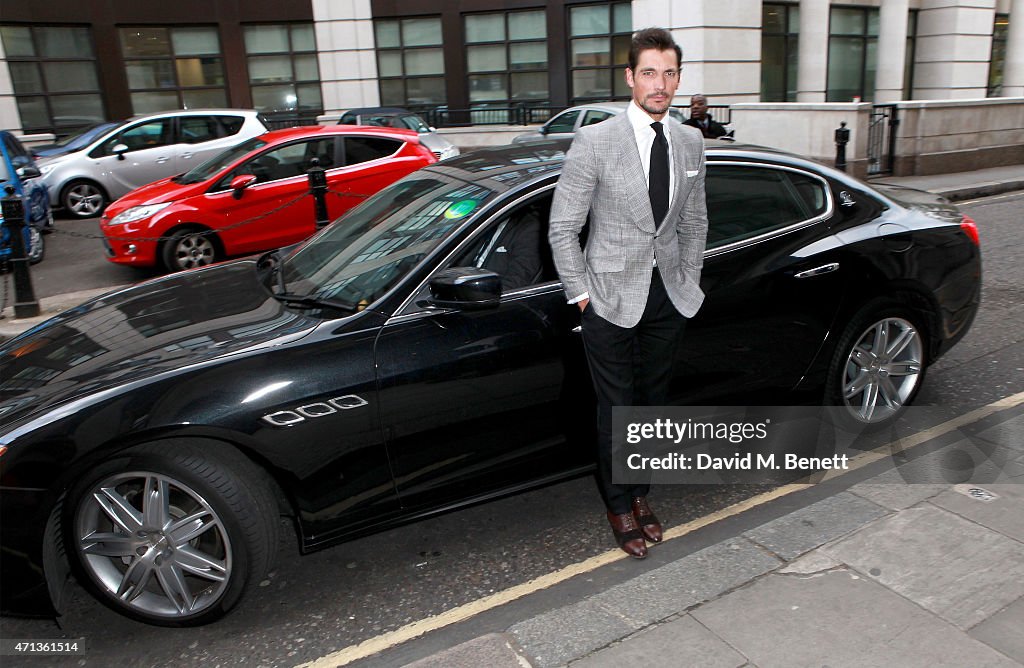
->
xmin=628 ymin=27 xmax=682 ymax=71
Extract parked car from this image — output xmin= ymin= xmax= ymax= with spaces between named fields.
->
xmin=36 ymin=110 xmax=267 ymax=219
xmin=512 ymin=102 xmax=688 ymax=143
xmin=0 ymin=140 xmax=980 ymax=625
xmin=0 ymin=130 xmax=49 ymax=265
xmin=29 ymin=122 xmax=120 ymax=160
xmin=100 ymin=125 xmax=437 ymax=272
xmin=339 ymin=107 xmax=459 ymax=160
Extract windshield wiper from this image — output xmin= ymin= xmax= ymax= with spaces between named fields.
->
xmin=272 ymin=292 xmax=358 ymax=312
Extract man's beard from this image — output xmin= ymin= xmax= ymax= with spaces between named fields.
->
xmin=640 ymin=93 xmax=670 ymax=116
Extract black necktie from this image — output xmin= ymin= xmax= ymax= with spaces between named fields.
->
xmin=649 ymin=121 xmax=669 ymax=224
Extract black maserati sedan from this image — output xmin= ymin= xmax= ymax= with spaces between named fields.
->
xmin=0 ymin=140 xmax=980 ymax=625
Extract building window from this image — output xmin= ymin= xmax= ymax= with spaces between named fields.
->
xmin=903 ymin=10 xmax=918 ymax=100
xmin=761 ymin=3 xmax=799 ymax=102
xmin=244 ymin=24 xmax=322 ymax=117
xmin=120 ymin=26 xmax=227 ymax=114
xmin=375 ymin=17 xmax=445 ymax=107
xmin=826 ymin=6 xmax=879 ymax=102
xmin=465 ymin=10 xmax=548 ymax=107
xmin=569 ymin=2 xmax=632 ymax=103
xmin=988 ymin=14 xmax=1009 ymax=97
xmin=0 ymin=25 xmax=105 ymax=135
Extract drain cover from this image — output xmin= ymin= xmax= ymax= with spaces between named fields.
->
xmin=953 ymin=484 xmax=999 ymax=502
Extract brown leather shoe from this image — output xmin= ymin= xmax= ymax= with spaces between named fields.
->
xmin=632 ymin=497 xmax=663 ymax=544
xmin=607 ymin=511 xmax=648 ymax=559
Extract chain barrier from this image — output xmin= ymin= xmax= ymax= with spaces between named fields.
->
xmin=46 ymin=187 xmax=374 ymax=244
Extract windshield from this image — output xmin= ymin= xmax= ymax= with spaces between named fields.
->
xmin=398 ymin=114 xmax=431 ymax=133
xmin=175 ymin=137 xmax=268 ymax=184
xmin=54 ymin=122 xmax=119 ymax=150
xmin=280 ymin=174 xmax=497 ymax=308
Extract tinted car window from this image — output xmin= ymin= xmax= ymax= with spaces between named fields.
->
xmin=705 ymin=165 xmax=828 ymax=249
xmin=581 ymin=110 xmax=613 ymax=127
xmin=344 ymin=137 xmax=401 ymax=165
xmin=4 ymin=134 xmax=32 ymax=168
xmin=242 ymin=138 xmax=337 ymax=184
xmin=217 ymin=115 xmax=244 ymax=136
xmin=179 ymin=116 xmax=220 ymax=144
xmin=95 ymin=118 xmax=174 ymax=156
xmin=546 ymin=110 xmax=580 ymax=134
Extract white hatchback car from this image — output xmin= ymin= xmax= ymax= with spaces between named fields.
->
xmin=37 ymin=109 xmax=267 ymax=218
xmin=511 ymin=101 xmax=687 ymax=144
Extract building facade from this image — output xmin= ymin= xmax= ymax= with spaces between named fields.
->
xmin=0 ymin=0 xmax=1020 ymax=136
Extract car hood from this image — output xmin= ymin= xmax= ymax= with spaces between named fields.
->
xmin=106 ymin=176 xmax=197 ymax=213
xmin=0 ymin=260 xmax=321 ymax=428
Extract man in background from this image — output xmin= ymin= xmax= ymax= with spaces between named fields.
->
xmin=683 ymin=94 xmax=728 ymax=139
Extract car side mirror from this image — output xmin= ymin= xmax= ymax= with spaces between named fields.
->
xmin=230 ymin=174 xmax=258 ymax=199
xmin=538 ymin=125 xmax=549 ymax=135
xmin=428 ymin=268 xmax=501 ymax=310
xmin=112 ymin=143 xmax=129 ymax=160
xmin=16 ymin=165 xmax=41 ymax=179
xmin=427 ymin=126 xmax=437 ymax=133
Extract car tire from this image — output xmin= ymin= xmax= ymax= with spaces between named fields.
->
xmin=161 ymin=226 xmax=221 ymax=272
xmin=61 ymin=180 xmax=108 ymax=219
xmin=63 ymin=440 xmax=278 ymax=627
xmin=825 ymin=298 xmax=928 ymax=430
xmin=27 ymin=225 xmax=44 ymax=264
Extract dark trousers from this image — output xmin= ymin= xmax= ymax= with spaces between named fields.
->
xmin=581 ymin=267 xmax=686 ymax=514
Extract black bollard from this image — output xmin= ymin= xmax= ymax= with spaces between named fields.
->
xmin=1 ymin=185 xmax=40 ymax=318
xmin=834 ymin=121 xmax=850 ymax=172
xmin=307 ymin=157 xmax=330 ymax=230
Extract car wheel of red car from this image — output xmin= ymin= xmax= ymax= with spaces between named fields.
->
xmin=162 ymin=226 xmax=221 ymax=272
xmin=63 ymin=440 xmax=278 ymax=626
xmin=61 ymin=180 xmax=108 ymax=219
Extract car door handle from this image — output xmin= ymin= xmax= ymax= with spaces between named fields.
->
xmin=181 ymin=152 xmax=194 ymax=160
xmin=156 ymin=156 xmax=169 ymax=164
xmin=794 ymin=263 xmax=839 ymax=279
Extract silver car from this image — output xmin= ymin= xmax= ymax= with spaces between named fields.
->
xmin=339 ymin=107 xmax=460 ymax=161
xmin=37 ymin=109 xmax=267 ymax=218
xmin=512 ymin=101 xmax=687 ymax=143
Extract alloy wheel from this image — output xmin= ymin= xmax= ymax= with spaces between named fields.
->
xmin=170 ymin=233 xmax=216 ymax=270
xmin=65 ymin=183 xmax=105 ymax=217
xmin=841 ymin=316 xmax=923 ymax=424
xmin=74 ymin=471 xmax=233 ymax=619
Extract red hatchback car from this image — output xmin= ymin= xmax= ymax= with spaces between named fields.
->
xmin=100 ymin=125 xmax=437 ymax=271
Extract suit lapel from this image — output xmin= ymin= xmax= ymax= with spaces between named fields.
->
xmin=612 ymin=113 xmax=657 ymax=233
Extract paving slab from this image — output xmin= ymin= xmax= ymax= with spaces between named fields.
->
xmin=510 ymin=597 xmax=636 ymax=668
xmin=929 ymin=484 xmax=1024 ymax=543
xmin=847 ymin=469 xmax=948 ymax=511
xmin=821 ymin=505 xmax=1024 ymax=630
xmin=692 ymin=568 xmax=1021 ymax=668
xmin=878 ymin=437 xmax=1024 ymax=485
xmin=569 ymin=615 xmax=748 ymax=668
xmin=742 ymin=491 xmax=888 ymax=560
xmin=402 ymin=633 xmax=530 ymax=668
xmin=588 ymin=538 xmax=781 ymax=627
xmin=973 ymin=414 xmax=1024 ymax=455
xmin=969 ymin=596 xmax=1024 ymax=664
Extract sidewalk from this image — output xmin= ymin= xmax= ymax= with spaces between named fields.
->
xmin=394 ymin=403 xmax=1024 ymax=668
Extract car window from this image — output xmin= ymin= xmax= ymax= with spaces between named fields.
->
xmin=581 ymin=110 xmax=613 ymax=127
xmin=217 ymin=115 xmax=245 ymax=136
xmin=705 ymin=165 xmax=829 ymax=249
xmin=344 ymin=136 xmax=401 ymax=165
xmin=232 ymin=138 xmax=337 ymax=185
xmin=545 ymin=110 xmax=580 ymax=134
xmin=398 ymin=114 xmax=430 ymax=133
xmin=181 ymin=136 xmax=267 ymax=186
xmin=96 ymin=118 xmax=175 ymax=157
xmin=450 ymin=193 xmax=557 ymax=293
xmin=3 ymin=134 xmax=32 ymax=169
xmin=179 ymin=116 xmax=221 ymax=144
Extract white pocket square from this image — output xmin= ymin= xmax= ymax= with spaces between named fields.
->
xmin=685 ymin=170 xmax=699 ymax=177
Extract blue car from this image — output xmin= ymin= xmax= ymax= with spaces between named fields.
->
xmin=0 ymin=130 xmax=48 ymax=265
xmin=30 ymin=122 xmax=119 ymax=160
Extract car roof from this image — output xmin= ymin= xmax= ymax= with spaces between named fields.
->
xmin=343 ymin=107 xmax=414 ymax=117
xmin=257 ymin=124 xmax=421 ymax=143
xmin=127 ymin=108 xmax=260 ymax=121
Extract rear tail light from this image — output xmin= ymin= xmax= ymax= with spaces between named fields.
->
xmin=960 ymin=214 xmax=979 ymax=246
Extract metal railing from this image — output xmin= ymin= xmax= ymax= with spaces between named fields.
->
xmin=867 ymin=105 xmax=899 ymax=176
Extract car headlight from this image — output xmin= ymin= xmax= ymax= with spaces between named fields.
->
xmin=38 ymin=163 xmax=57 ymax=176
xmin=439 ymin=145 xmax=460 ymax=160
xmin=108 ymin=202 xmax=174 ymax=225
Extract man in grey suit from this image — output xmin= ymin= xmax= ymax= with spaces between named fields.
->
xmin=549 ymin=28 xmax=708 ymax=559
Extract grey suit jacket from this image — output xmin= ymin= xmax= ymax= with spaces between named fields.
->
xmin=549 ymin=112 xmax=709 ymax=328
